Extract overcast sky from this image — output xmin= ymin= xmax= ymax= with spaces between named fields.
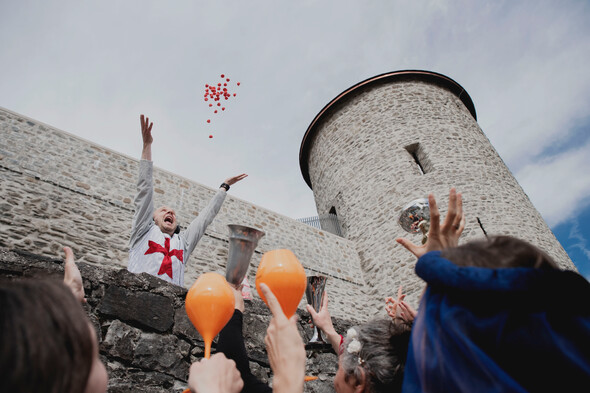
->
xmin=1 ymin=0 xmax=589 ymax=277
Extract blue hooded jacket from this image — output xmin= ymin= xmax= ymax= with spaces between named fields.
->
xmin=402 ymin=251 xmax=590 ymax=392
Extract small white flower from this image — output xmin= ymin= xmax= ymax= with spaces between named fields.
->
xmin=347 ymin=339 xmax=362 ymax=354
xmin=346 ymin=328 xmax=358 ymax=340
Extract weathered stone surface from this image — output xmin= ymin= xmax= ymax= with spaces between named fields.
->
xmin=173 ymin=307 xmax=201 ymax=342
xmin=98 ymin=285 xmax=175 ymax=332
xmin=102 ymin=320 xmax=142 ymax=361
xmin=102 ymin=319 xmax=190 ymax=380
xmin=107 ymin=361 xmax=176 ymax=393
xmin=134 ymin=332 xmax=191 ymax=379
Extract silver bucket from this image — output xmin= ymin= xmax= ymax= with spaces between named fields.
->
xmin=225 ymin=224 xmax=265 ymax=286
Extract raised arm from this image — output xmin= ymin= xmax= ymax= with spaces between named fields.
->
xmin=181 ymin=173 xmax=248 ymax=258
xmin=129 ymin=115 xmax=156 ymax=248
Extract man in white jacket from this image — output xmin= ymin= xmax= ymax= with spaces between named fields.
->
xmin=128 ymin=114 xmax=246 ymax=286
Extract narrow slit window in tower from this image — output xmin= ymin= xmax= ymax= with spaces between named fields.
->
xmin=405 ymin=143 xmax=432 ymax=174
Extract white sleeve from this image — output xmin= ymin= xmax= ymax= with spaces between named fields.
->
xmin=180 ymin=189 xmax=227 ymax=261
xmin=129 ymin=160 xmax=155 ymax=249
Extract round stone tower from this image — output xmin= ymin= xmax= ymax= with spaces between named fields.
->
xmin=300 ymin=70 xmax=575 ymax=312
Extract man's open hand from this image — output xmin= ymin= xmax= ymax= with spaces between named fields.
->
xmin=223 ymin=174 xmax=247 ymax=186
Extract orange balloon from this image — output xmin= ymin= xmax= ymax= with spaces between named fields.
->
xmin=185 ymin=272 xmax=235 ymax=358
xmin=255 ymin=249 xmax=307 ymax=318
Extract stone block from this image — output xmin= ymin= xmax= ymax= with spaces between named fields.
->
xmin=98 ymin=285 xmax=174 ymax=332
xmin=103 ymin=319 xmax=191 ymax=380
xmin=173 ymin=307 xmax=201 ymax=342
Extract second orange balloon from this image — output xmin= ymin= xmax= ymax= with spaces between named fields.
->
xmin=255 ymin=249 xmax=307 ymax=318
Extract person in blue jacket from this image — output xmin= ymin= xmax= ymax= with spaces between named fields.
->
xmin=397 ymin=189 xmax=590 ymax=392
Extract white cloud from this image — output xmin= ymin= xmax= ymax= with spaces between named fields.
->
xmin=569 ymin=220 xmax=590 ymax=260
xmin=517 ymin=140 xmax=590 ymax=227
xmin=1 ymin=0 xmax=590 ymax=224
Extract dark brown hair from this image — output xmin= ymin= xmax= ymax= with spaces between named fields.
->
xmin=0 ymin=278 xmax=94 ymax=393
xmin=441 ymin=235 xmax=558 ymax=269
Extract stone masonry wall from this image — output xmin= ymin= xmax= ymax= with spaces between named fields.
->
xmin=1 ymin=248 xmax=352 ymax=393
xmin=0 ymin=107 xmax=372 ymax=322
xmin=305 ymin=77 xmax=575 ymax=316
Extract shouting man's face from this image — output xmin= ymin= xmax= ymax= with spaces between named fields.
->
xmin=154 ymin=206 xmax=177 ymax=236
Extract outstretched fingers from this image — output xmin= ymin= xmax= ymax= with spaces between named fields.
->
xmin=140 ymin=114 xmax=154 ymax=145
xmin=452 ymin=192 xmax=464 ymax=232
xmin=224 ymin=173 xmax=248 ymax=186
xmin=428 ymin=193 xmax=441 ymax=236
xmin=440 ymin=188 xmax=457 ymax=233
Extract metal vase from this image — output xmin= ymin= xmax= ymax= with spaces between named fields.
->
xmin=305 ymin=275 xmax=328 ymax=344
xmin=225 ymin=224 xmax=265 ymax=286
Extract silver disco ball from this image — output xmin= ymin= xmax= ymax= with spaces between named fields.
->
xmin=399 ymin=198 xmax=430 ymax=234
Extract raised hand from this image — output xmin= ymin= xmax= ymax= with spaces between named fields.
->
xmin=187 ymin=353 xmax=243 ymax=393
xmin=396 ymin=188 xmax=465 ymax=258
xmin=385 ymin=286 xmax=417 ymax=323
xmin=398 ymin=300 xmax=417 ymax=323
xmin=140 ymin=114 xmax=153 ymax=146
xmin=260 ymin=283 xmax=306 ymax=393
xmin=140 ymin=114 xmax=153 ymax=160
xmin=385 ymin=286 xmax=405 ymax=320
xmin=306 ymin=291 xmax=341 ymax=353
xmin=63 ymin=246 xmax=86 ymax=303
xmin=223 ymin=173 xmax=248 ymax=186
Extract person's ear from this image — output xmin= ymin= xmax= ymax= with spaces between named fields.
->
xmin=354 ymin=367 xmax=367 ymax=393
xmin=174 ymin=225 xmax=180 ymax=234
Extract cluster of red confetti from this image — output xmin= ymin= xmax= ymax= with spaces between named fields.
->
xmin=204 ymin=74 xmax=240 ymax=138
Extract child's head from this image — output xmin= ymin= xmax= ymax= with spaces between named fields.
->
xmin=0 ymin=278 xmax=107 ymax=393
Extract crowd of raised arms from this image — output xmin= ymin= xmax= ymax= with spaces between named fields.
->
xmin=1 ymin=114 xmax=589 ymax=393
